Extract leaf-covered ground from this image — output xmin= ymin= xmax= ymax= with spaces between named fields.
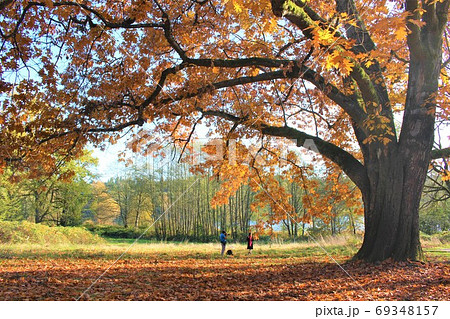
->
xmin=0 ymin=242 xmax=448 ymax=301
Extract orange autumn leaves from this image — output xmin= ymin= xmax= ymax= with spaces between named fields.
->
xmin=0 ymin=255 xmax=448 ymax=300
xmin=197 ymin=136 xmax=362 ymax=229
xmin=1 ymin=1 xmax=450 ymax=218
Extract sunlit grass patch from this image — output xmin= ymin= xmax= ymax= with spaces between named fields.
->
xmin=0 ymin=235 xmax=360 ymax=261
xmin=0 ymin=232 xmax=447 ymax=263
xmin=0 ymin=221 xmax=103 ymax=245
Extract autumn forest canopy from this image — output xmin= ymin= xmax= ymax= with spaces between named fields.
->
xmin=1 ymin=0 xmax=450 ymax=262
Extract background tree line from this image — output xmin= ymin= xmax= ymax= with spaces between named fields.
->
xmin=0 ymin=154 xmax=448 ymax=241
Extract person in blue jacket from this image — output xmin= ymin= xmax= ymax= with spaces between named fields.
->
xmin=220 ymin=231 xmax=227 ymax=256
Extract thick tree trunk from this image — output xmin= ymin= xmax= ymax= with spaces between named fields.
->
xmin=356 ymin=157 xmax=426 ymax=261
xmin=355 ymin=2 xmax=445 ymax=261
xmin=356 ymin=102 xmax=433 ymax=262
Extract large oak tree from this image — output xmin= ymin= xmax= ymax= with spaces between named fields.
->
xmin=1 ymin=0 xmax=450 ymax=261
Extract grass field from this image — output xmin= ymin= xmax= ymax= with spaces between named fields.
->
xmin=0 ymin=237 xmax=448 ymax=301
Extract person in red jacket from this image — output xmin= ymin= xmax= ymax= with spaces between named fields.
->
xmin=246 ymin=230 xmax=254 ymax=255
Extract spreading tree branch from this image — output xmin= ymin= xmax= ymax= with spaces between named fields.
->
xmin=431 ymin=147 xmax=450 ymax=160
xmin=150 ymin=60 xmax=366 ymax=124
xmin=197 ymin=107 xmax=368 ymax=193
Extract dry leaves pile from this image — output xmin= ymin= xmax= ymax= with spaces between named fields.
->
xmin=0 ymin=256 xmax=448 ymax=301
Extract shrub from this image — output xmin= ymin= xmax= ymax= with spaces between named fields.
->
xmin=84 ymin=224 xmax=147 ymax=239
xmin=420 ymin=231 xmax=432 ymax=241
xmin=438 ymin=231 xmax=450 ymax=243
xmin=0 ymin=221 xmax=104 ymax=245
xmin=84 ymin=224 xmax=226 ymax=243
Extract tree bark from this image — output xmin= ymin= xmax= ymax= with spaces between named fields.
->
xmin=355 ymin=155 xmax=425 ymax=261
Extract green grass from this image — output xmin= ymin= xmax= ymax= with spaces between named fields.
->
xmin=420 ymin=235 xmax=450 ymax=262
xmin=0 ymin=241 xmax=446 ymax=262
xmin=0 ymin=225 xmax=447 ymax=262
xmin=422 ymin=244 xmax=450 ymax=262
xmin=104 ymin=237 xmax=156 ymax=245
xmin=0 ymin=235 xmax=361 ymax=261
